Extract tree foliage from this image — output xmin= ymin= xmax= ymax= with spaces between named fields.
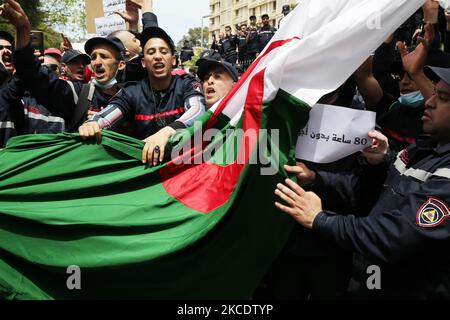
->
xmin=177 ymin=27 xmax=209 ymax=49
xmin=0 ymin=0 xmax=85 ymax=48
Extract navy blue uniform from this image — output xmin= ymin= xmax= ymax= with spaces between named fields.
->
xmin=13 ymin=45 xmax=121 ymax=131
xmin=257 ymin=25 xmax=277 ymax=53
xmin=91 ymin=75 xmax=205 ymax=140
xmin=0 ymin=77 xmax=65 ymax=148
xmin=312 ymin=137 xmax=450 ymax=298
xmin=0 ymin=78 xmax=23 ymax=147
xmin=219 ymin=35 xmax=238 ymax=65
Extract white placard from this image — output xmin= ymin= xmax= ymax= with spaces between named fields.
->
xmin=296 ymin=104 xmax=376 ymax=163
xmin=95 ymin=16 xmax=126 ymax=37
xmin=440 ymin=0 xmax=450 ymax=10
xmin=102 ymin=0 xmax=126 ymax=16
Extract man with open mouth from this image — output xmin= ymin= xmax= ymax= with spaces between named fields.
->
xmin=78 ymin=11 xmax=206 ymax=167
xmin=0 ymin=30 xmax=15 ymax=86
xmin=196 ymin=55 xmax=238 ymax=108
xmin=2 ymin=0 xmax=129 ymax=133
xmin=60 ymin=49 xmax=91 ymax=82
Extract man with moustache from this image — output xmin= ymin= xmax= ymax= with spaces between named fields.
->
xmin=257 ymin=14 xmax=277 ymax=54
xmin=78 ymin=12 xmax=206 ymax=167
xmin=2 ymin=0 xmax=127 ymax=132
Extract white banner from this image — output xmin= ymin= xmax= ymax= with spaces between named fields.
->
xmin=102 ymin=0 xmax=126 ymax=16
xmin=95 ymin=16 xmax=126 ymax=37
xmin=211 ymin=0 xmax=425 ymax=126
xmin=296 ymin=105 xmax=376 ymax=163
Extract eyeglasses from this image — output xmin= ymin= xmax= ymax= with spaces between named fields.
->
xmin=42 ymin=64 xmax=60 ymax=73
xmin=0 ymin=45 xmax=13 ymax=51
xmin=392 ymin=70 xmax=413 ymax=82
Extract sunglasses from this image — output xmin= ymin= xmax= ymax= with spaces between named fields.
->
xmin=42 ymin=64 xmax=60 ymax=72
xmin=0 ymin=45 xmax=13 ymax=51
xmin=392 ymin=71 xmax=412 ymax=82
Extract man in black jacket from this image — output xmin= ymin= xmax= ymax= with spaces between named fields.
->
xmin=257 ymin=14 xmax=277 ymax=54
xmin=2 ymin=0 xmax=128 ymax=132
xmin=219 ymin=26 xmax=238 ymax=65
xmin=78 ymin=13 xmax=206 ymax=167
xmin=275 ymin=67 xmax=450 ymax=299
xmin=0 ymin=30 xmax=15 ymax=86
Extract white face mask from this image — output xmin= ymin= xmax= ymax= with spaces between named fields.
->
xmin=440 ymin=0 xmax=450 ymax=10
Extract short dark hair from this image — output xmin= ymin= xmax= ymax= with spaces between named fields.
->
xmin=0 ymin=31 xmax=15 ymax=49
xmin=240 ymin=23 xmax=247 ymax=28
xmin=225 ymin=26 xmax=231 ymax=30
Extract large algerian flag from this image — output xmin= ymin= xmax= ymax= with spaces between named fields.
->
xmin=0 ymin=0 xmax=423 ymax=299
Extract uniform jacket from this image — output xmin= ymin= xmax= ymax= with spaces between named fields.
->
xmin=313 ymin=137 xmax=450 ymax=298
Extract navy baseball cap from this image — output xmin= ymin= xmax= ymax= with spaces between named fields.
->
xmin=196 ymin=49 xmax=222 ymax=66
xmin=424 ymin=66 xmax=450 ymax=85
xmin=197 ymin=58 xmax=239 ymax=82
xmin=84 ymin=36 xmax=126 ymax=59
xmin=61 ymin=49 xmax=91 ymax=65
xmin=140 ymin=12 xmax=175 ymax=54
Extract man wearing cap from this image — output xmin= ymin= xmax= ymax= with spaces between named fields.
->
xmin=78 ymin=12 xmax=206 ymax=166
xmin=2 ymin=0 xmax=129 ymax=132
xmin=275 ymin=65 xmax=450 ymax=298
xmin=257 ymin=14 xmax=277 ymax=54
xmin=278 ymin=5 xmax=291 ymax=28
xmin=196 ymin=56 xmax=238 ymax=108
xmin=44 ymin=48 xmax=62 ymax=61
xmin=59 ymin=49 xmax=91 ymax=82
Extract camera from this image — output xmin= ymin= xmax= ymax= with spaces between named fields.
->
xmin=30 ymin=30 xmax=44 ymax=54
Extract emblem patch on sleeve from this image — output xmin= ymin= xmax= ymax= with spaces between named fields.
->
xmin=192 ymin=81 xmax=202 ymax=92
xmin=416 ymin=197 xmax=450 ymax=228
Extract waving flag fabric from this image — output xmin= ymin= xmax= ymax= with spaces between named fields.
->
xmin=0 ymin=0 xmax=424 ymax=299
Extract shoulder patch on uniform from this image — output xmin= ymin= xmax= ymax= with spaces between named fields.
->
xmin=192 ymin=81 xmax=202 ymax=92
xmin=416 ymin=197 xmax=450 ymax=228
xmin=399 ymin=149 xmax=409 ymax=165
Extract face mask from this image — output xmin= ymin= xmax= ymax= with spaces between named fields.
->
xmin=92 ymin=66 xmax=119 ymax=90
xmin=398 ymin=90 xmax=424 ymax=107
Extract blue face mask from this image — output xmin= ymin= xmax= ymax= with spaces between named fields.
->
xmin=92 ymin=67 xmax=120 ymax=90
xmin=398 ymin=91 xmax=424 ymax=107
xmin=92 ymin=76 xmax=118 ymax=90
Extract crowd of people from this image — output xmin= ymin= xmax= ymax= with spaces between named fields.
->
xmin=209 ymin=7 xmax=289 ymax=73
xmin=1 ymin=0 xmax=450 ymax=299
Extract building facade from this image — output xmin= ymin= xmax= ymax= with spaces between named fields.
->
xmin=208 ymin=0 xmax=298 ymax=43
